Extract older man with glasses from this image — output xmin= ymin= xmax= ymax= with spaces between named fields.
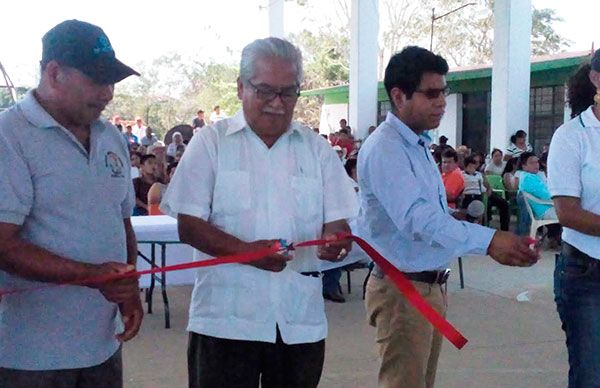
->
xmin=161 ymin=37 xmax=358 ymax=388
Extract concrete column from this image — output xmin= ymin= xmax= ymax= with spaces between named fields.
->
xmin=268 ymin=0 xmax=284 ymax=38
xmin=489 ymin=0 xmax=532 ymax=152
xmin=349 ymin=0 xmax=379 ymax=140
xmin=436 ymin=93 xmax=462 ymax=148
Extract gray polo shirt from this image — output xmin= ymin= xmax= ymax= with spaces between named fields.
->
xmin=0 ymin=90 xmax=135 ymax=370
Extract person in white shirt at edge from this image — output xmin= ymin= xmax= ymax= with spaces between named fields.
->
xmin=484 ymin=148 xmax=506 ymax=176
xmin=161 ymin=37 xmax=357 ymax=388
xmin=357 ymin=46 xmax=539 ymax=388
xmin=548 ymin=50 xmax=600 ymax=387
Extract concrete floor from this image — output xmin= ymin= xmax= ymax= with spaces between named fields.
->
xmin=123 ymin=250 xmax=568 ymax=388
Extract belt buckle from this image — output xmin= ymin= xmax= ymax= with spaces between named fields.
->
xmin=436 ymin=269 xmax=451 ymax=284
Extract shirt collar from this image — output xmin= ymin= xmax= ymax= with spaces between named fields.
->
xmin=225 ymin=110 xmax=302 ymax=137
xmin=18 ymin=89 xmax=108 ymax=134
xmin=385 ymin=111 xmax=431 ymax=147
xmin=18 ymin=89 xmax=63 ymax=130
xmin=581 ymin=105 xmax=600 ymax=128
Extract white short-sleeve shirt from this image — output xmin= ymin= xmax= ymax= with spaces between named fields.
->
xmin=548 ymin=106 xmax=600 ymax=258
xmin=161 ymin=111 xmax=358 ymax=344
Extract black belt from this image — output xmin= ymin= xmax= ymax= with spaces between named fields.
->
xmin=371 ymin=264 xmax=450 ymax=284
xmin=562 ymin=242 xmax=597 ymax=263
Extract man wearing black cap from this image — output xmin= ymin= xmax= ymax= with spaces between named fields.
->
xmin=0 ymin=20 xmax=141 ymax=387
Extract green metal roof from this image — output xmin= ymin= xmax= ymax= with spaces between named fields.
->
xmin=301 ymin=52 xmax=591 ymax=103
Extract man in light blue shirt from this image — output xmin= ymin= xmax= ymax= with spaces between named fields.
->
xmin=0 ymin=20 xmax=142 ymax=388
xmin=358 ymin=46 xmax=539 ymax=388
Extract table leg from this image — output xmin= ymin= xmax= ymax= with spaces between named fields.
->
xmin=146 ymin=243 xmax=156 ymax=314
xmin=458 ymin=257 xmax=465 ymax=289
xmin=161 ymin=243 xmax=171 ymax=329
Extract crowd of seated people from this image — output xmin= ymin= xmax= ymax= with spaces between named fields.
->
xmin=439 ymin=147 xmax=510 ymax=230
xmin=434 ymin=130 xmax=560 ymax=247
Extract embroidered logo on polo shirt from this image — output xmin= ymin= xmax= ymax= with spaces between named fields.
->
xmin=105 ymin=151 xmax=125 ymax=178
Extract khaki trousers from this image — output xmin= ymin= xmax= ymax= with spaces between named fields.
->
xmin=365 ymin=275 xmax=448 ymax=388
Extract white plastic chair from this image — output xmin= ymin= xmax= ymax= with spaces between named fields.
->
xmin=521 ymin=192 xmax=560 ymax=239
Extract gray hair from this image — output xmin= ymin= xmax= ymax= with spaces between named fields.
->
xmin=239 ymin=37 xmax=304 ymax=85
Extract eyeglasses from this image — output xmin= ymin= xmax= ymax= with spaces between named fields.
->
xmin=414 ymin=86 xmax=450 ymax=99
xmin=246 ymin=80 xmax=300 ymax=102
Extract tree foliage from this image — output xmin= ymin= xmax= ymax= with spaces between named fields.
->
xmin=0 ymin=87 xmax=28 ymax=111
xmin=104 ymin=0 xmax=570 ymax=133
xmin=105 ymin=54 xmax=239 ymax=137
xmin=530 ymin=7 xmax=571 ymax=56
xmin=376 ymin=0 xmax=570 ymax=69
xmin=288 ymin=28 xmax=350 ymax=127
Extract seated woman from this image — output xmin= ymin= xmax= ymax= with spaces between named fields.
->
xmin=166 ymin=132 xmax=186 ymax=162
xmin=473 ymin=155 xmax=510 ymax=231
xmin=147 ymin=162 xmax=178 ymax=215
xmin=502 ymin=157 xmax=519 ymax=191
xmin=505 ymin=129 xmax=533 ymax=161
xmin=485 ymin=148 xmax=506 ymax=176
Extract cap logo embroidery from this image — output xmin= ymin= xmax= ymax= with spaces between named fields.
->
xmin=93 ymin=36 xmax=113 ymax=55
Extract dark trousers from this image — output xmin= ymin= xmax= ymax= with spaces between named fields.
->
xmin=0 ymin=348 xmax=122 ymax=388
xmin=487 ymin=192 xmax=510 ymax=231
xmin=555 ymin=252 xmax=600 ymax=387
xmin=322 ymin=267 xmax=342 ymax=294
xmin=461 ymin=194 xmax=482 ymax=210
xmin=188 ymin=329 xmax=325 ymax=388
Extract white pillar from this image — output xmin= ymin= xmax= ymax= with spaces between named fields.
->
xmin=437 ymin=93 xmax=462 ymax=148
xmin=268 ymin=0 xmax=284 ymax=38
xmin=349 ymin=0 xmax=379 ymax=140
xmin=490 ymin=0 xmax=532 ymax=153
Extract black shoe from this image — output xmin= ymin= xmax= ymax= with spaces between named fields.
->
xmin=323 ymin=290 xmax=346 ymax=303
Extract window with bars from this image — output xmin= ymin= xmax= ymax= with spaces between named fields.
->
xmin=529 ymin=86 xmax=565 ymax=153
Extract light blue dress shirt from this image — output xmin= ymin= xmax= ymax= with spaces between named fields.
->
xmin=356 ymin=112 xmax=495 ymax=272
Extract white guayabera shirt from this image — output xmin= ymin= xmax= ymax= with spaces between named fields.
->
xmin=162 ymin=111 xmax=358 ymax=344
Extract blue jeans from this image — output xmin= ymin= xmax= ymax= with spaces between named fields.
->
xmin=322 ymin=268 xmax=342 ymax=294
xmin=554 ymin=252 xmax=600 ymax=387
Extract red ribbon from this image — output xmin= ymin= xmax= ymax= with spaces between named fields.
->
xmin=0 ymin=235 xmax=468 ymax=349
xmin=0 ymin=245 xmax=280 ymax=297
xmin=296 ymin=232 xmax=468 ymax=349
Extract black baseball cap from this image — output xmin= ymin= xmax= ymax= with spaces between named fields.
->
xmin=592 ymin=49 xmax=600 ymax=72
xmin=42 ymin=19 xmax=140 ymax=84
